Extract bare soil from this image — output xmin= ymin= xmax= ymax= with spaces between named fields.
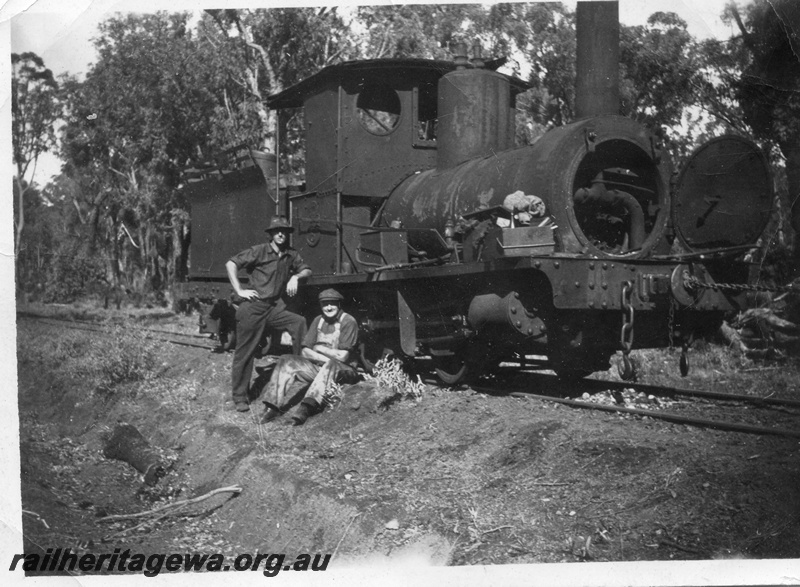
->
xmin=14 ymin=308 xmax=800 ymax=576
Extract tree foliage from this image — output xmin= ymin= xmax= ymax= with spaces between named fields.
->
xmin=722 ymin=0 xmax=800 ymax=265
xmin=57 ymin=12 xmax=220 ymax=298
xmin=12 ymin=52 xmax=59 ymax=259
xmin=200 ymin=7 xmax=354 ymax=155
xmin=619 ymin=12 xmax=697 ymax=124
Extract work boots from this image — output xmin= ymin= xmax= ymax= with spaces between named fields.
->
xmin=260 ymin=402 xmax=283 ymax=424
xmin=291 ymin=398 xmax=320 ymax=426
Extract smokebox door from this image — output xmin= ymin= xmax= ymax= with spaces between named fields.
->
xmin=673 ymin=135 xmax=772 ymax=251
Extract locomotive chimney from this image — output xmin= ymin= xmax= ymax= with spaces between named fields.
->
xmin=575 ymin=1 xmax=620 ymax=118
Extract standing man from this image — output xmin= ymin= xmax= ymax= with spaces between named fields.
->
xmin=226 ymin=216 xmax=312 ymax=413
xmin=261 ymin=288 xmax=360 ymax=426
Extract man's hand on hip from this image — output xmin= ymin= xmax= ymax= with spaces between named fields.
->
xmin=286 ymin=275 xmax=300 ymax=297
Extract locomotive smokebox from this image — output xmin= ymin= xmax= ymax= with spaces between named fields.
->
xmin=383 ymin=115 xmax=671 ymax=258
xmin=437 ymin=42 xmax=515 ymax=169
xmin=575 ymin=1 xmax=620 ymax=118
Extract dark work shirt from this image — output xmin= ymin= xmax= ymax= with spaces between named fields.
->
xmin=229 ymin=243 xmax=310 ymax=300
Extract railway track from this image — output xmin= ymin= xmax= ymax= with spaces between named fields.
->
xmin=20 ymin=312 xmax=800 ymax=438
xmin=17 ymin=312 xmax=218 ymax=351
xmin=469 ymin=372 xmax=800 ymax=440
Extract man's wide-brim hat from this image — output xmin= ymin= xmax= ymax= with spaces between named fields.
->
xmin=265 ymin=216 xmax=294 ymax=233
xmin=319 ymin=288 xmax=344 ymax=303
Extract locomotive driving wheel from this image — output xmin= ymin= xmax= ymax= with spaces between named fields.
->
xmin=431 ymin=340 xmax=503 ymax=385
xmin=432 ymin=350 xmax=469 ymax=385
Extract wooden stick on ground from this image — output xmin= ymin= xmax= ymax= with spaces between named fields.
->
xmin=332 ymin=513 xmax=361 ymax=560
xmin=97 ymin=485 xmax=243 ymax=523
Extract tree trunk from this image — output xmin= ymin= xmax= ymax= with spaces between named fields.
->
xmin=172 ymin=215 xmax=190 ymax=283
xmin=783 ymin=144 xmax=800 ymax=276
xmin=239 ymin=11 xmax=280 ymax=151
xmin=110 ymin=217 xmax=123 ymax=309
xmin=14 ymin=177 xmax=25 ymax=259
xmin=140 ymin=224 xmax=153 ymax=293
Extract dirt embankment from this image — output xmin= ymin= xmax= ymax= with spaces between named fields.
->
xmin=15 ymin=314 xmax=800 ymax=574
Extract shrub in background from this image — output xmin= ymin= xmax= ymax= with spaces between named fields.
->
xmin=42 ymin=252 xmax=107 ymax=304
xmin=66 ymin=324 xmax=160 ymax=394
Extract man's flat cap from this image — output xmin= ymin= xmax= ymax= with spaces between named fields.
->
xmin=318 ymin=288 xmax=344 ymax=302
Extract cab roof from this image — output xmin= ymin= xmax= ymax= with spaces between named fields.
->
xmin=266 ymin=57 xmax=530 ymax=110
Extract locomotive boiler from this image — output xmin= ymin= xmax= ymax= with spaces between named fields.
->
xmin=176 ymin=1 xmax=773 ymax=383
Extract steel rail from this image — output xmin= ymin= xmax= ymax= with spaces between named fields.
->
xmin=580 ymin=376 xmax=800 ymax=409
xmin=17 ymin=311 xmax=210 ymax=340
xmin=500 ymin=368 xmax=800 ymax=410
xmin=470 ymin=385 xmax=800 ymax=439
xmin=18 ymin=314 xmax=216 ymax=351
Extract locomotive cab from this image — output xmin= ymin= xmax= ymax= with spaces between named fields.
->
xmin=267 ymin=58 xmax=529 ymax=276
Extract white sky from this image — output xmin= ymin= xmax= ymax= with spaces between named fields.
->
xmin=4 ymin=0 xmax=740 ymax=184
xmin=7 ymin=0 xmax=739 ymax=79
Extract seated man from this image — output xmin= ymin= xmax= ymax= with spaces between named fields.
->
xmin=260 ymin=288 xmax=360 ymax=426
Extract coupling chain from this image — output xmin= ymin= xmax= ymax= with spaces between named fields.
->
xmin=620 ymin=281 xmax=634 ymax=353
xmin=668 ymin=296 xmax=676 ymax=349
xmin=683 ymin=273 xmax=798 ymax=294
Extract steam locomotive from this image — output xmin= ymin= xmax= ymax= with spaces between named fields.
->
xmin=175 ymin=2 xmax=773 ymax=383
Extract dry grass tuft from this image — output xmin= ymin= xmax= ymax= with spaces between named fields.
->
xmin=364 ymin=357 xmax=427 ymax=407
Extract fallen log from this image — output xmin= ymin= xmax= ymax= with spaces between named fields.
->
xmin=739 ymin=335 xmax=771 ymax=350
xmin=734 ymin=308 xmax=800 ymax=334
xmin=718 ymin=322 xmax=748 ymax=353
xmin=103 ymin=424 xmax=165 ymax=485
xmin=744 ymin=347 xmax=784 ymax=360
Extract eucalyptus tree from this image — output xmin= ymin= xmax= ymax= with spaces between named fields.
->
xmin=200 ymin=7 xmax=354 ymax=169
xmin=11 ymin=52 xmax=59 ymax=259
xmin=58 ymin=12 xmax=222 ymax=295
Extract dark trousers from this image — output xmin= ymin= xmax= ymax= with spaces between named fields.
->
xmin=231 ymin=298 xmax=307 ymax=405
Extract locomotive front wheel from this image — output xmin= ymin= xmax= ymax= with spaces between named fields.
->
xmin=359 ymin=341 xmax=395 ymax=374
xmin=432 ymin=350 xmax=469 ymax=385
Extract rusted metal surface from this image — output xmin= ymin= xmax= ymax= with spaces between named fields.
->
xmin=383 ymin=115 xmax=671 ymax=259
xmin=184 ymin=165 xmax=276 ymax=280
xmin=467 ymin=292 xmax=547 ymax=339
xmin=573 ymin=179 xmax=645 ymax=250
xmin=575 ymin=1 xmax=620 ymax=118
xmin=437 ymin=53 xmax=514 ymax=169
xmin=673 ymin=135 xmax=773 ymax=251
xmin=269 ymin=58 xmax=528 ymax=202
